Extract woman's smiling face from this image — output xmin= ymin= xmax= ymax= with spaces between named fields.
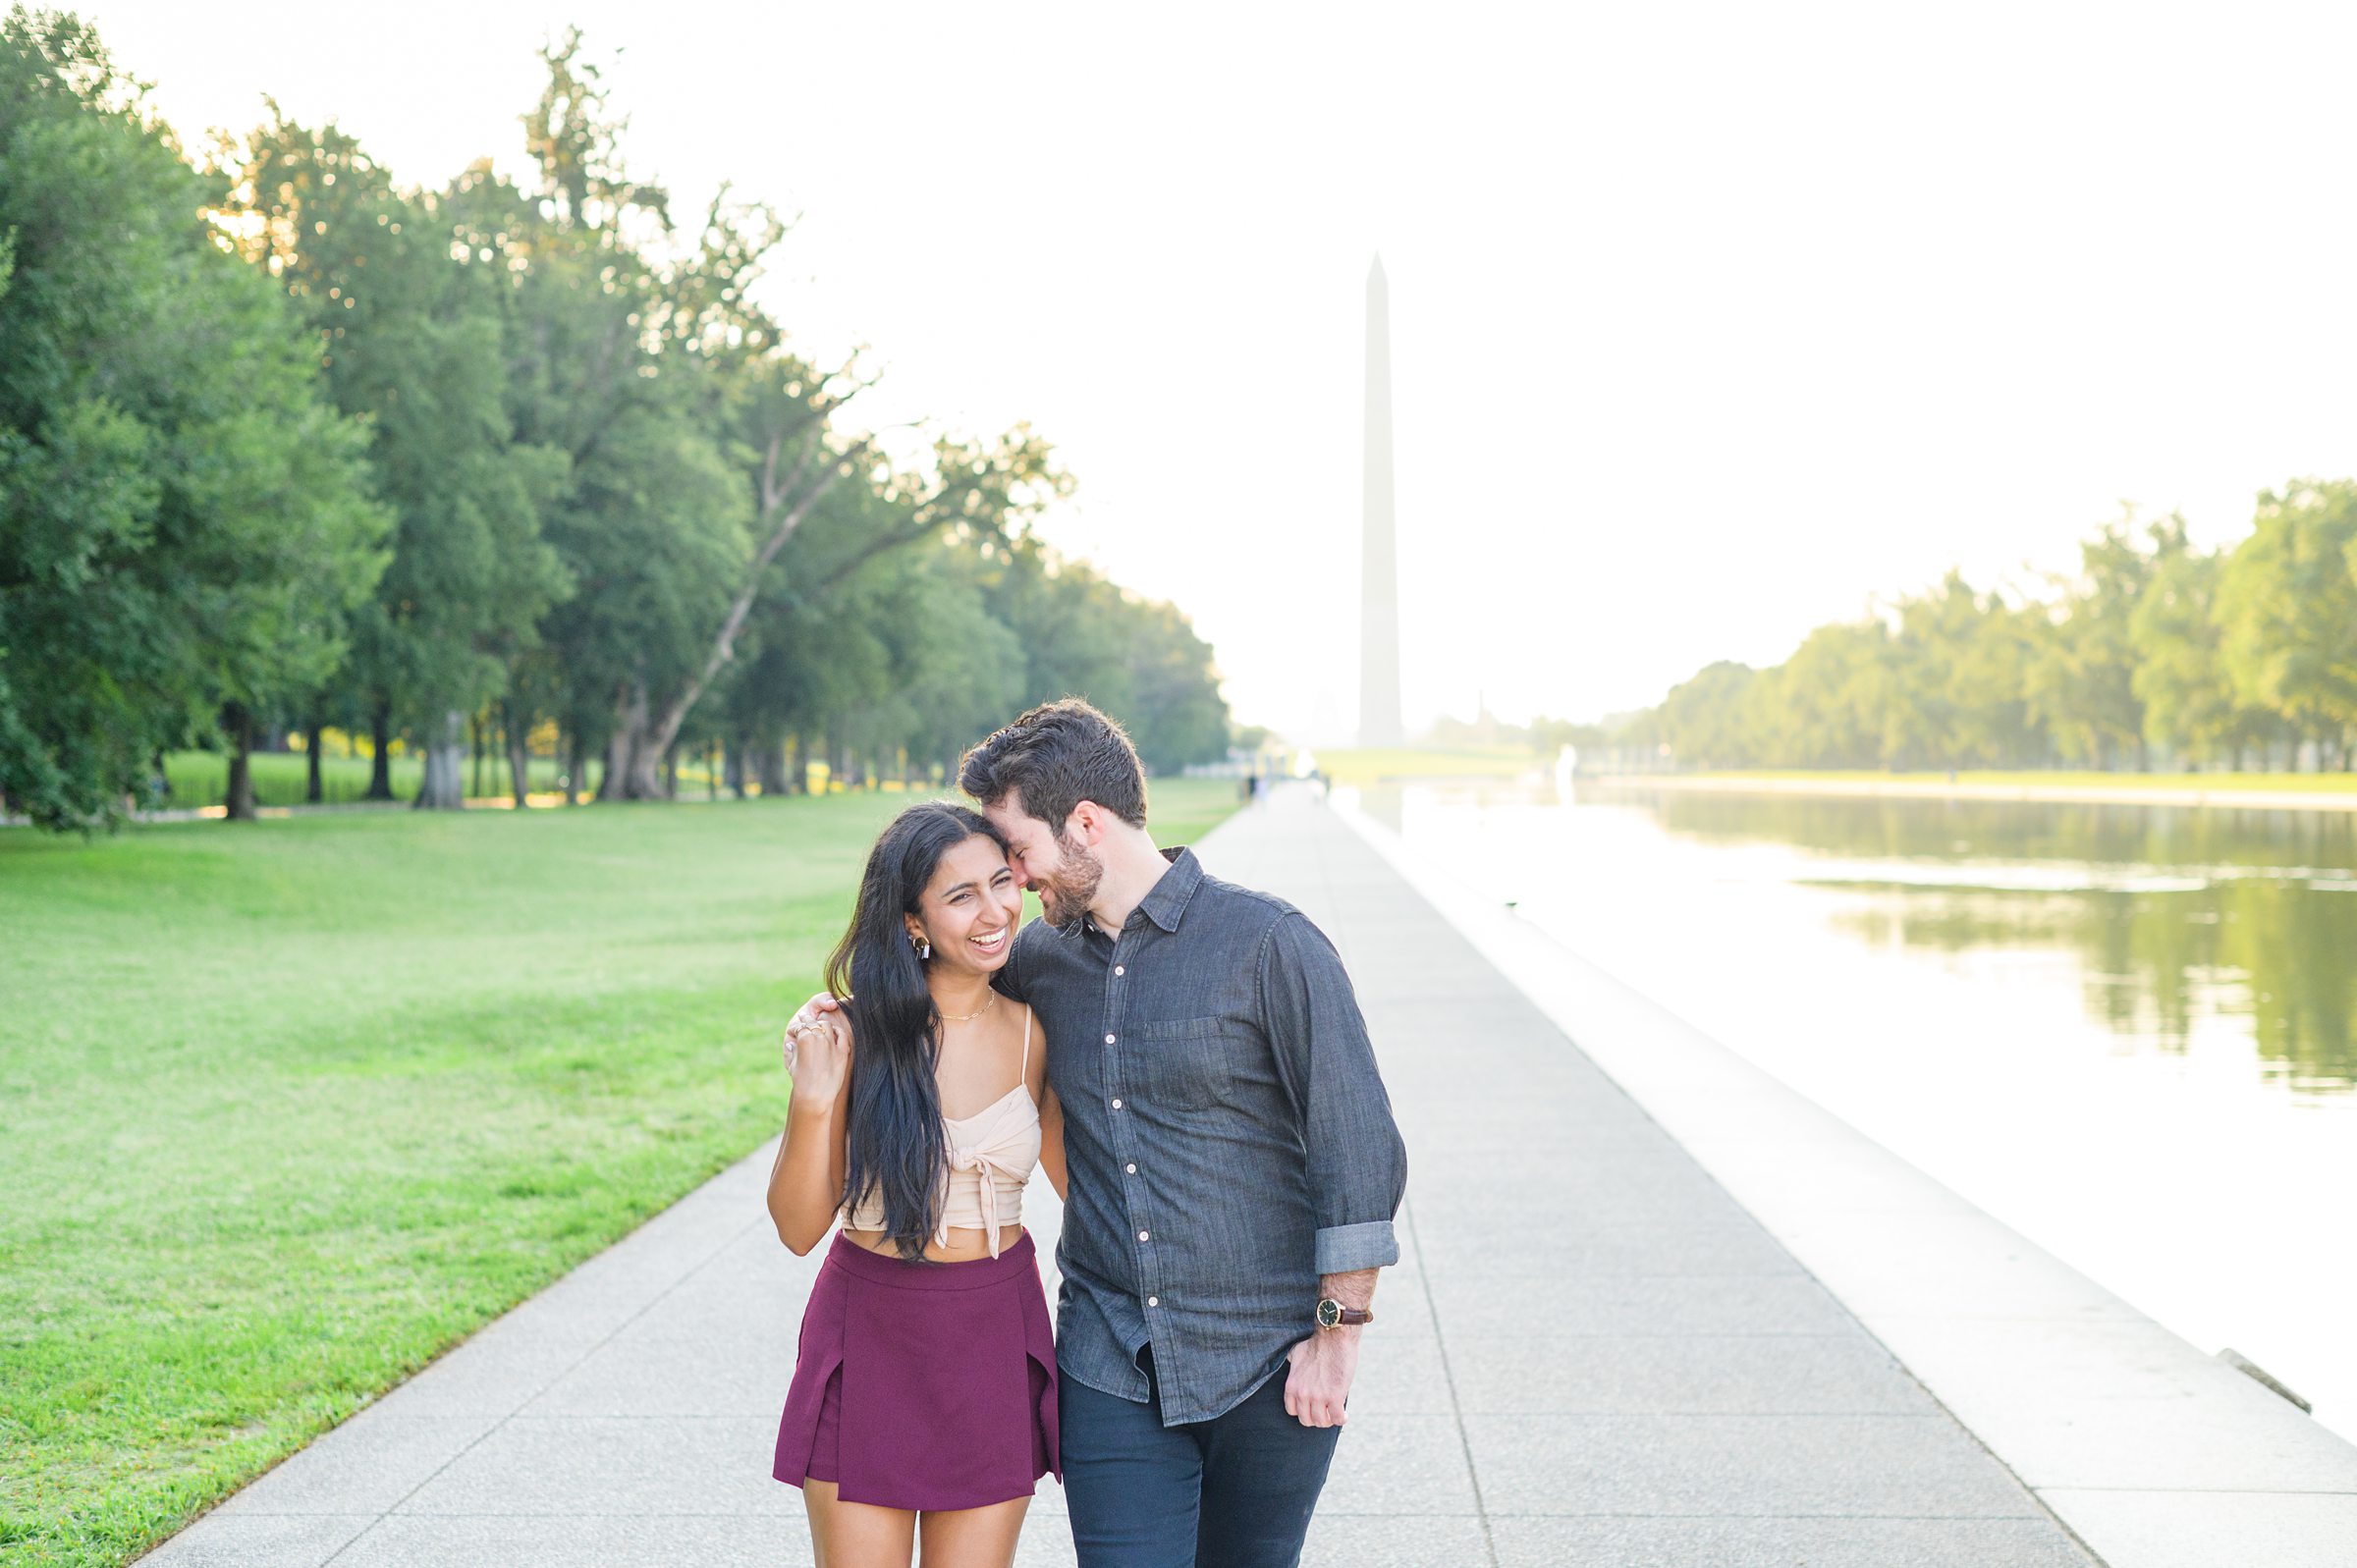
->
xmin=907 ymin=833 xmax=1022 ymax=975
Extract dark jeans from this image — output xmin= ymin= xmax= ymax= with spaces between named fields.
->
xmin=1061 ymin=1349 xmax=1343 ymax=1568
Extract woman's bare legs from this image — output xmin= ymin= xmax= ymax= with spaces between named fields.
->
xmin=802 ymin=1479 xmax=916 ymax=1568
xmin=802 ymin=1483 xmax=1028 ymax=1568
xmin=918 ymin=1496 xmax=1030 ymax=1568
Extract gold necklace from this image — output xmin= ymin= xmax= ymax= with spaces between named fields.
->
xmin=938 ymin=991 xmax=997 ymax=1025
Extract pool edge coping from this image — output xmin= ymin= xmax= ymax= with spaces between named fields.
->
xmin=1329 ymin=796 xmax=2357 ymax=1568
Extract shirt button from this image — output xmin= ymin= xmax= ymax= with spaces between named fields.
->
xmin=1105 ymin=1033 xmax=1116 ymax=1045
xmin=1147 ymin=1295 xmax=1159 ymax=1307
xmin=1115 ymin=965 xmax=1125 ymax=976
xmin=1138 ymin=1230 xmax=1151 ymax=1241
xmin=1124 ymin=1162 xmax=1137 ymax=1174
xmin=1111 ymin=1098 xmax=1123 ymax=1109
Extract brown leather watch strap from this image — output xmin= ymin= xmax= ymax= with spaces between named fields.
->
xmin=1316 ymin=1298 xmax=1374 ymax=1329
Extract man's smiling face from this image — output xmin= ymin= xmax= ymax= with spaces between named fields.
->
xmin=983 ymin=787 xmax=1103 ymax=930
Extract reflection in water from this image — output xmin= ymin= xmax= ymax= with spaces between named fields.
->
xmin=1373 ymin=778 xmax=2357 ymax=1441
xmin=1629 ymin=788 xmax=2357 ymax=1094
xmin=1647 ymin=788 xmax=2357 ymax=872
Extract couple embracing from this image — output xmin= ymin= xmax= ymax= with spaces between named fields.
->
xmin=764 ymin=699 xmax=1408 ymax=1568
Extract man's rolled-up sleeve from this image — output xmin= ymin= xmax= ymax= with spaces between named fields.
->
xmin=1258 ymin=911 xmax=1408 ymax=1274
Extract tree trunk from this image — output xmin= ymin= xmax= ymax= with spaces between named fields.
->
xmin=414 ymin=709 xmax=467 ymax=809
xmin=601 ymin=677 xmax=666 ymax=800
xmin=470 ymin=715 xmax=486 ymax=800
xmin=638 ymin=426 xmax=864 ymax=777
xmin=788 ymin=732 xmax=806 ymax=794
xmin=224 ymin=703 xmax=258 ymax=822
xmin=366 ymin=700 xmax=396 ymax=801
xmin=725 ymin=737 xmax=747 ymax=798
xmin=662 ymin=743 xmax=679 ymax=799
xmin=598 ymin=721 xmax=624 ymax=801
xmin=563 ymin=730 xmax=582 ymax=806
xmin=505 ymin=703 xmax=532 ymax=807
xmin=305 ymin=712 xmax=326 ymax=804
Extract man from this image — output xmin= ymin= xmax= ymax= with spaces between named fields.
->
xmin=800 ymin=699 xmax=1407 ymax=1567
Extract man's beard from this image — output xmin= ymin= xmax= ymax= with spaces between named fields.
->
xmin=1035 ymin=830 xmax=1105 ymax=930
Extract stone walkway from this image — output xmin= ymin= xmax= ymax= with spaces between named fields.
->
xmin=142 ymin=788 xmax=2095 ymax=1567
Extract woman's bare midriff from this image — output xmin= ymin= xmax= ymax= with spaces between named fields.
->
xmin=840 ymin=1223 xmax=1026 ymax=1265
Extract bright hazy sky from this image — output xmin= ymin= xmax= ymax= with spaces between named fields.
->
xmin=83 ymin=1 xmax=2357 ymax=740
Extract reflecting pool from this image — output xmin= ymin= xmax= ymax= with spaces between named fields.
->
xmin=1361 ymin=778 xmax=2357 ymax=1441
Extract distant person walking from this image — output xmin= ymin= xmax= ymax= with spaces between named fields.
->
xmin=788 ymin=700 xmax=1408 ymax=1568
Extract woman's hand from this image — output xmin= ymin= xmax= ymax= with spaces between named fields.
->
xmin=786 ymin=1009 xmax=852 ymax=1108
xmin=769 ymin=1002 xmax=853 ymax=1256
xmin=781 ymin=992 xmax=843 ymax=1074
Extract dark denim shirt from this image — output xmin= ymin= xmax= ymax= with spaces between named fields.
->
xmin=995 ymin=846 xmax=1407 ymax=1425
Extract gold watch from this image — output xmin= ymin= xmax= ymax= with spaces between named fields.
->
xmin=1315 ymin=1297 xmax=1373 ymax=1329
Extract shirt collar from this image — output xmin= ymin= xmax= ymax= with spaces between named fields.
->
xmin=1133 ymin=845 xmax=1203 ymax=934
xmin=1058 ymin=844 xmax=1204 ymax=943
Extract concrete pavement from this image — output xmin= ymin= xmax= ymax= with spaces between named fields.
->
xmin=141 ymin=787 xmax=2137 ymax=1566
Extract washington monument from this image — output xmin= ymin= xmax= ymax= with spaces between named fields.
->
xmin=1359 ymin=255 xmax=1404 ymax=746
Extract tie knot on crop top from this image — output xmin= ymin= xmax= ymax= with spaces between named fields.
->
xmin=842 ymin=1003 xmax=1040 ymax=1257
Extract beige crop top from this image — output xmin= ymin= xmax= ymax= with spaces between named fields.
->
xmin=841 ymin=1004 xmax=1040 ymax=1257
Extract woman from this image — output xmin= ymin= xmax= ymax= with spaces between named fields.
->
xmin=766 ymin=801 xmax=1066 ymax=1568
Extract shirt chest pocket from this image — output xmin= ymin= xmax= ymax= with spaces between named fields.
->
xmin=1126 ymin=1015 xmax=1259 ymax=1110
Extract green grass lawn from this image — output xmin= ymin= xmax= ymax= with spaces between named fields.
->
xmin=157 ymin=751 xmax=598 ymax=810
xmin=0 ymin=777 xmax=1236 ymax=1567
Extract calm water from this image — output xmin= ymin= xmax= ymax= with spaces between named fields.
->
xmin=1358 ymin=778 xmax=2357 ymax=1442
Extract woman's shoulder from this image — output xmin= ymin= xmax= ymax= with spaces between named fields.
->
xmin=1019 ymin=1001 xmax=1047 ymax=1090
xmin=1013 ymin=997 xmax=1043 ymax=1049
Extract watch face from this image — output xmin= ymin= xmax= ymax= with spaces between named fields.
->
xmin=1316 ymin=1299 xmax=1340 ymax=1328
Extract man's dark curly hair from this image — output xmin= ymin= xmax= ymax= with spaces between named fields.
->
xmin=959 ymin=698 xmax=1148 ymax=833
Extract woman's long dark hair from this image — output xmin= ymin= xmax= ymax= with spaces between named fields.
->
xmin=824 ymin=801 xmax=1008 ymax=1262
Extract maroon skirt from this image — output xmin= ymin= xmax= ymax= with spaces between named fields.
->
xmin=774 ymin=1230 xmax=1059 ymax=1511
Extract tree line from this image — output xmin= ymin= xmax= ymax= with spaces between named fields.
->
xmin=1603 ymin=489 xmax=2357 ymax=774
xmin=0 ymin=11 xmax=1230 ymax=831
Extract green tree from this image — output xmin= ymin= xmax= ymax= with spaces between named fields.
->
xmin=1883 ymin=571 xmax=2041 ymax=769
xmin=2131 ymin=536 xmax=2272 ymax=767
xmin=2025 ymin=512 xmax=2175 ymax=770
xmin=2217 ymin=479 xmax=2357 ymax=768
xmin=0 ymin=9 xmax=387 ymax=829
xmin=1121 ymin=598 xmax=1233 ymax=772
xmin=1657 ymin=660 xmax=1759 ymax=769
xmin=550 ymin=404 xmax=751 ymax=798
xmin=1763 ymin=620 xmax=1892 ymax=768
xmin=219 ymin=111 xmax=572 ymax=810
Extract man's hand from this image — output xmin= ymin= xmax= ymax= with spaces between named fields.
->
xmin=1283 ymin=1326 xmax=1359 ymax=1429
